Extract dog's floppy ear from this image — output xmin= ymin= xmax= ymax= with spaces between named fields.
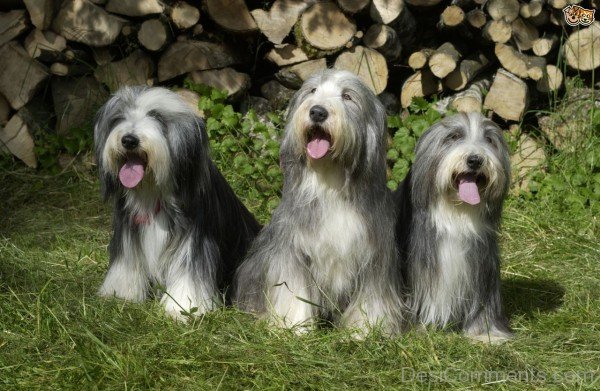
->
xmin=167 ymin=113 xmax=209 ymax=213
xmin=94 ymin=95 xmax=122 ymax=201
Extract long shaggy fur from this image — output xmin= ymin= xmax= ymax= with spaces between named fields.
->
xmin=94 ymin=86 xmax=260 ymax=319
xmin=395 ymin=112 xmax=512 ymax=342
xmin=234 ymin=70 xmax=403 ymax=336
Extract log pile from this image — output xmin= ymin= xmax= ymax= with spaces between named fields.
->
xmin=1 ymin=0 xmax=599 ymax=169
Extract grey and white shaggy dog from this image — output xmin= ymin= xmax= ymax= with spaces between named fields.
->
xmin=234 ymin=70 xmax=403 ymax=336
xmin=395 ymin=112 xmax=512 ymax=342
xmin=94 ymin=86 xmax=260 ymax=320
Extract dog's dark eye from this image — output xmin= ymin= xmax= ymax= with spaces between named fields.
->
xmin=485 ymin=135 xmax=498 ymax=148
xmin=148 ymin=110 xmax=165 ymax=126
xmin=108 ymin=116 xmax=123 ymax=129
xmin=445 ymin=132 xmax=461 ymax=142
xmin=342 ymin=93 xmax=352 ymax=101
xmin=310 ymin=88 xmax=316 ymax=93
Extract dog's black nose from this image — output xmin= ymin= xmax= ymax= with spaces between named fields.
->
xmin=467 ymin=154 xmax=483 ymax=170
xmin=309 ymin=105 xmax=328 ymax=123
xmin=121 ymin=134 xmax=139 ymax=150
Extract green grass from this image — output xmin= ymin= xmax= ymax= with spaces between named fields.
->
xmin=0 ymin=156 xmax=598 ymax=390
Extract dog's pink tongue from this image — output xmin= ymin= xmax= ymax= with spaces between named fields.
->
xmin=307 ymin=137 xmax=330 ymax=159
xmin=458 ymin=174 xmax=480 ymax=205
xmin=119 ymin=156 xmax=145 ymax=189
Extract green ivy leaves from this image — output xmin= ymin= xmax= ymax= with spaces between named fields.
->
xmin=385 ymin=100 xmax=443 ymax=190
xmin=185 ymin=79 xmax=284 ymax=222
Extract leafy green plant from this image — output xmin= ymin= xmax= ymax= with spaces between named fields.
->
xmin=518 ymin=85 xmax=599 ymax=213
xmin=524 ymin=134 xmax=599 ymax=214
xmin=33 ymin=124 xmax=94 ymax=174
xmin=184 ymin=79 xmax=284 ymax=221
xmin=386 ymin=97 xmax=444 ymax=190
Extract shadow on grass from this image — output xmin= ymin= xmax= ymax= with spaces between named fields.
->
xmin=503 ymin=277 xmax=565 ymax=319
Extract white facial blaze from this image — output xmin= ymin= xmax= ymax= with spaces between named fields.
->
xmin=434 ymin=123 xmax=507 ymax=203
xmin=101 ymin=110 xmax=171 ymax=188
xmin=290 ymin=80 xmax=356 ymax=160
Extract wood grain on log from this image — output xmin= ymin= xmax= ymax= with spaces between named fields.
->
xmin=138 ymin=19 xmax=169 ymax=51
xmin=105 ymin=0 xmax=163 ymax=17
xmin=520 ymin=0 xmax=544 ymax=19
xmin=0 ymin=94 xmax=9 ymax=125
xmin=95 ymin=50 xmax=154 ymax=91
xmin=466 ymin=9 xmax=486 ymax=29
xmin=363 ymin=24 xmax=402 ymax=62
xmin=171 ymin=2 xmax=200 ymax=30
xmin=276 ymin=58 xmax=327 ymax=89
xmin=266 ymin=44 xmax=309 ymax=66
xmin=370 ymin=0 xmax=404 ymax=24
xmin=429 ymin=42 xmax=462 ymax=78
xmin=564 ymin=22 xmax=600 ymax=71
xmin=53 ymin=0 xmax=124 ymax=47
xmin=338 ymin=0 xmax=370 ymax=13
xmin=24 ymin=29 xmax=67 ymax=61
xmin=299 ymin=2 xmax=356 ymax=51
xmin=408 ymin=48 xmax=434 ymax=70
xmin=0 ymin=9 xmax=29 ymax=46
xmin=484 ymin=68 xmax=529 ymax=121
xmin=0 ymin=42 xmax=49 ymax=110
xmin=0 ymin=113 xmax=37 ymax=168
xmin=23 ymin=0 xmax=54 ymax=29
xmin=532 ymin=34 xmax=559 ymax=57
xmin=536 ymin=64 xmax=564 ymax=93
xmin=444 ymin=53 xmax=489 ymax=91
xmin=483 ymin=19 xmax=512 ymax=43
xmin=158 ymin=41 xmax=238 ymax=81
xmin=439 ymin=5 xmax=465 ymax=28
xmin=451 ymin=78 xmax=492 ymax=113
xmin=251 ymin=0 xmax=314 ymax=44
xmin=334 ymin=46 xmax=388 ymax=94
xmin=511 ymin=18 xmax=539 ymax=51
xmin=206 ymin=0 xmax=257 ymax=33
xmin=401 ymin=68 xmax=442 ymax=108
xmin=495 ymin=43 xmax=546 ymax=80
xmin=190 ymin=68 xmax=250 ymax=100
xmin=487 ymin=0 xmax=520 ymax=22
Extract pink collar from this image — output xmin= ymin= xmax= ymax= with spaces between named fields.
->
xmin=133 ymin=201 xmax=161 ymax=225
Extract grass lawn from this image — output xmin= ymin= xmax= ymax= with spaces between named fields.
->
xmin=0 ymin=161 xmax=598 ymax=390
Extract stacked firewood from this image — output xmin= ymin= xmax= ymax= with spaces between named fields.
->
xmin=1 ymin=0 xmax=599 ymax=169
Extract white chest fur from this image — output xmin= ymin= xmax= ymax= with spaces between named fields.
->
xmin=296 ymin=167 xmax=370 ymax=302
xmin=138 ymin=211 xmax=170 ymax=282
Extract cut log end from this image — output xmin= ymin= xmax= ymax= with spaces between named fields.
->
xmin=299 ymin=2 xmax=357 ymax=51
xmin=429 ymin=42 xmax=461 ymax=78
xmin=565 ymin=23 xmax=600 ymax=71
xmin=484 ymin=68 xmax=529 ymax=122
xmin=206 ymin=0 xmax=257 ymax=33
xmin=334 ymin=46 xmax=388 ymax=94
xmin=138 ymin=19 xmax=169 ymax=51
xmin=536 ymin=65 xmax=564 ymax=93
xmin=401 ymin=69 xmax=442 ymax=108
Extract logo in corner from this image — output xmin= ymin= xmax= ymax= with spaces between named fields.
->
xmin=563 ymin=5 xmax=595 ymax=27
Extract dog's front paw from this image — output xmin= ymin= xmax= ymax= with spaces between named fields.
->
xmin=466 ymin=329 xmax=513 ymax=345
xmin=98 ymin=274 xmax=147 ymax=302
xmin=161 ymin=294 xmax=217 ymax=322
